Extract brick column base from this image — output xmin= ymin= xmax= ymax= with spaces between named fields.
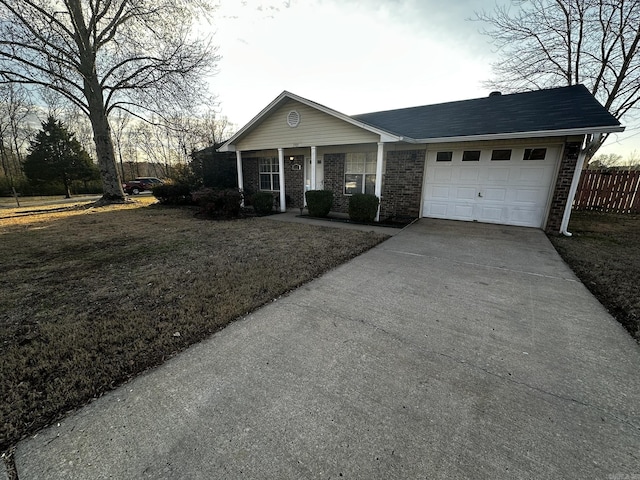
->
xmin=545 ymin=142 xmax=582 ymax=233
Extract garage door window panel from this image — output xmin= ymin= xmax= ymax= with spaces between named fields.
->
xmin=436 ymin=151 xmax=453 ymax=162
xmin=462 ymin=150 xmax=481 ymax=161
xmin=491 ymin=149 xmax=512 ymax=161
xmin=344 ymin=152 xmax=382 ymax=195
xmin=524 ymin=148 xmax=547 ymax=160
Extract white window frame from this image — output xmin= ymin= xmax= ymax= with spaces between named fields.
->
xmin=344 ymin=152 xmax=382 ymax=195
xmin=259 ymin=157 xmax=280 ymax=191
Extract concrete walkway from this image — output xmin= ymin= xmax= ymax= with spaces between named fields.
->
xmin=258 ymin=209 xmax=406 ymax=235
xmin=13 ymin=219 xmax=640 ymax=479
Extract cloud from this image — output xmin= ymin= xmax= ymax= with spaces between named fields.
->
xmin=310 ymin=0 xmax=493 ymax=53
xmin=212 ymin=0 xmax=495 ymax=126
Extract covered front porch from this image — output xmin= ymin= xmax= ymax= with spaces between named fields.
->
xmin=234 ymin=142 xmax=386 ymax=218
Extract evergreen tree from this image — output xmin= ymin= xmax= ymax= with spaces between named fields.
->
xmin=24 ymin=116 xmax=99 ymax=198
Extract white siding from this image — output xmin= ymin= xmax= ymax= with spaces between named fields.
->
xmin=236 ymin=99 xmax=379 ymax=151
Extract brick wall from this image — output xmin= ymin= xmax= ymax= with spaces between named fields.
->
xmin=241 ymin=156 xmax=304 ymax=209
xmin=323 ymin=153 xmax=348 ymax=213
xmin=322 ymin=150 xmax=425 ymax=218
xmin=545 ymin=142 xmax=581 ymax=233
xmin=283 ymin=155 xmax=305 ymax=208
xmin=241 ymin=158 xmax=259 ymax=197
xmin=380 ymin=150 xmax=425 ymax=219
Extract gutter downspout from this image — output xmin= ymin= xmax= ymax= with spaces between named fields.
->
xmin=559 ymin=133 xmax=601 ymax=236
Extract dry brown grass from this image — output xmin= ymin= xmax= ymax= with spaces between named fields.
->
xmin=549 ymin=211 xmax=639 ymax=341
xmin=0 ymin=199 xmax=388 ymax=451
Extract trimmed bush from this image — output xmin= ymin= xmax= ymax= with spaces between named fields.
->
xmin=152 ymin=183 xmax=192 ymax=205
xmin=192 ymin=188 xmax=242 ymax=218
xmin=305 ymin=190 xmax=333 ymax=218
xmin=252 ymin=191 xmax=274 ymax=215
xmin=240 ymin=187 xmax=254 ymax=206
xmin=348 ymin=193 xmax=379 ymax=223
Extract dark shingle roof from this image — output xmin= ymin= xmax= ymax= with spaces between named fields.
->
xmin=351 ymin=85 xmax=621 ymax=140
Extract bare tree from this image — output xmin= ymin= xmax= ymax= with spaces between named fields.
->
xmin=196 ymin=109 xmax=234 ymax=148
xmin=4 ymin=83 xmax=34 ymax=164
xmin=476 ymin=0 xmax=640 ymax=154
xmin=588 ymin=152 xmax=623 ymax=168
xmin=111 ymin=109 xmax=131 ymax=181
xmin=59 ymin=105 xmax=97 ymax=158
xmin=131 ymin=119 xmax=177 ymax=177
xmin=0 ymin=83 xmax=34 ymax=188
xmin=622 ymin=149 xmax=640 ymax=169
xmin=39 ymin=88 xmax=67 ymax=119
xmin=163 ymin=110 xmax=236 ymax=166
xmin=0 ymin=0 xmax=219 ymax=202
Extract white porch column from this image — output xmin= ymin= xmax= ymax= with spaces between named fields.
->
xmin=236 ymin=150 xmax=244 ymax=207
xmin=278 ymin=148 xmax=286 ymax=212
xmin=310 ymin=146 xmax=317 ymax=190
xmin=375 ymin=142 xmax=384 ymax=221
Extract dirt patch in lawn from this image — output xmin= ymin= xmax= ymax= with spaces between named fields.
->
xmin=548 ymin=212 xmax=639 ymax=341
xmin=0 ymin=200 xmax=388 ymax=452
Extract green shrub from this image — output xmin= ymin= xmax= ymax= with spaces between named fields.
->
xmin=0 ymin=177 xmax=103 ymax=197
xmin=242 ymin=187 xmax=255 ymax=206
xmin=152 ymin=183 xmax=192 ymax=205
xmin=305 ymin=190 xmax=333 ymax=217
xmin=24 ymin=181 xmax=67 ymax=196
xmin=252 ymin=191 xmax=274 ymax=215
xmin=348 ymin=193 xmax=379 ymax=223
xmin=192 ymin=188 xmax=242 ymax=218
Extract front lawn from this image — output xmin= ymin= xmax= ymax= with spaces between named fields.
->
xmin=548 ymin=211 xmax=639 ymax=341
xmin=0 ymin=200 xmax=388 ymax=452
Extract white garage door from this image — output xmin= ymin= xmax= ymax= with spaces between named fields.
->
xmin=422 ymin=146 xmax=560 ymax=228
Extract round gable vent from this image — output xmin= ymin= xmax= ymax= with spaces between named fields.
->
xmin=287 ymin=110 xmax=300 ymax=128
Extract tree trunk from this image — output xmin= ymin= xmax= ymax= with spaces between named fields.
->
xmin=118 ymin=143 xmax=125 ymax=182
xmin=62 ymin=173 xmax=71 ymax=198
xmin=0 ymin=137 xmax=9 ymax=179
xmin=67 ymin=0 xmax=125 ymax=204
xmin=85 ymin=81 xmax=125 ymax=203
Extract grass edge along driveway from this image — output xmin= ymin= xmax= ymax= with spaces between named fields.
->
xmin=0 ymin=201 xmax=389 ymax=452
xmin=548 ymin=211 xmax=639 ymax=341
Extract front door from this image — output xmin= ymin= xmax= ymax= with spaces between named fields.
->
xmin=304 ymin=155 xmax=324 ymax=194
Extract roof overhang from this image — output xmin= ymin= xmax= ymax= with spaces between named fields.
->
xmin=413 ymin=125 xmax=625 ymax=144
xmin=218 ymin=91 xmax=402 ymax=152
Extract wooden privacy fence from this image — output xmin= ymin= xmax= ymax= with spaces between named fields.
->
xmin=574 ymin=170 xmax=640 ymax=213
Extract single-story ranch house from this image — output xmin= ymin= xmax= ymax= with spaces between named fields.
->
xmin=218 ymin=85 xmax=623 ymax=233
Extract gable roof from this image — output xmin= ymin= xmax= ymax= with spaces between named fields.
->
xmin=352 ymin=84 xmax=623 ymax=142
xmin=218 ymin=91 xmax=402 ymax=151
xmin=219 ymin=85 xmax=624 ymax=152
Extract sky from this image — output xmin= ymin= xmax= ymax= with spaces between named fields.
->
xmin=209 ymin=0 xmax=640 ymax=160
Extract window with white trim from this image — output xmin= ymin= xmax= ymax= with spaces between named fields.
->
xmin=344 ymin=152 xmax=381 ymax=195
xmin=259 ymin=158 xmax=280 ymax=191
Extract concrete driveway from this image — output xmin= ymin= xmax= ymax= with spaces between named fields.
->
xmin=13 ymin=219 xmax=640 ymax=479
